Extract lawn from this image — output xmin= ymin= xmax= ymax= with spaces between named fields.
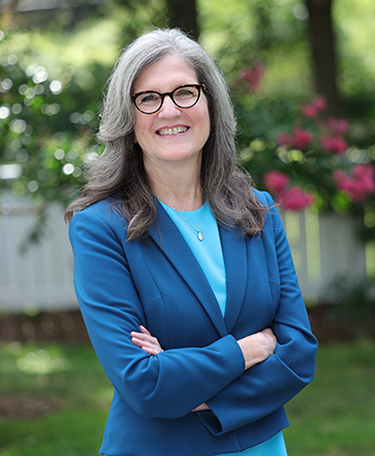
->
xmin=0 ymin=339 xmax=374 ymax=455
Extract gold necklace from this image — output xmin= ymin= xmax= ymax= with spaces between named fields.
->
xmin=174 ymin=204 xmax=205 ymax=241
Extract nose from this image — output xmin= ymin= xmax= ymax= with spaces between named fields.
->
xmin=158 ymin=95 xmax=181 ymax=118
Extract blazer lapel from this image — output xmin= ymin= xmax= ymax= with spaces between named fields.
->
xmin=148 ymin=203 xmax=227 ymax=337
xmin=219 ymin=223 xmax=248 ymax=333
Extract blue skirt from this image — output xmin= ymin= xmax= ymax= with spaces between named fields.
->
xmin=216 ymin=431 xmax=287 ymax=456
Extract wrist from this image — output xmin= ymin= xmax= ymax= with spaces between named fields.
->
xmin=237 ymin=331 xmax=275 ymax=370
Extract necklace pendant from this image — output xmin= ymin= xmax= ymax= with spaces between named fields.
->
xmin=198 ymin=232 xmax=204 ymax=241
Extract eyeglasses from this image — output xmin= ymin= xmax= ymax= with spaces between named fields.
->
xmin=132 ymin=84 xmax=206 ymax=115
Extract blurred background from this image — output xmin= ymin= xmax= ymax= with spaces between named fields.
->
xmin=0 ymin=0 xmax=375 ymax=454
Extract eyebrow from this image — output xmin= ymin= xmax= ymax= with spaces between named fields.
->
xmin=133 ymin=82 xmax=201 ymax=94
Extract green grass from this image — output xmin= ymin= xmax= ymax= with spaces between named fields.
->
xmin=0 ymin=342 xmax=112 ymax=456
xmin=0 ymin=340 xmax=375 ymax=455
xmin=284 ymin=340 xmax=375 ymax=455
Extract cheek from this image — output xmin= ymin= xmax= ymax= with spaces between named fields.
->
xmin=133 ymin=121 xmax=147 ymax=145
xmin=200 ymin=103 xmax=211 ymax=135
xmin=201 ymin=111 xmax=211 ymax=141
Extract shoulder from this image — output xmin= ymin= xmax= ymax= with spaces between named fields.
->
xmin=252 ymin=189 xmax=283 ymax=236
xmin=69 ymin=197 xmax=128 ymax=234
xmin=253 ymin=188 xmax=274 ymax=207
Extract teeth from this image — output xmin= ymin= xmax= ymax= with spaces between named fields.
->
xmin=158 ymin=126 xmax=188 ymax=136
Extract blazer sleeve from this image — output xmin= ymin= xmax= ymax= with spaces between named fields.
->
xmin=197 ymin=192 xmax=318 ymax=435
xmin=69 ymin=208 xmax=245 ymax=420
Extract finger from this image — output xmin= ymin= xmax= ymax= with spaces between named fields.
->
xmin=131 ymin=335 xmax=154 ymax=346
xmin=131 ymin=336 xmax=146 ymax=348
xmin=131 ymin=336 xmax=163 ymax=354
xmin=139 ymin=325 xmax=151 ymax=335
xmin=131 ymin=333 xmax=159 ymax=348
xmin=131 ymin=331 xmax=153 ymax=341
xmin=131 ymin=336 xmax=161 ymax=350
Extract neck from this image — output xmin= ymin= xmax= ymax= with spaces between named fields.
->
xmin=145 ymin=159 xmax=203 ymax=211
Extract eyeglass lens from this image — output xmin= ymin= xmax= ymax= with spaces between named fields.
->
xmin=134 ymin=85 xmax=201 ymax=114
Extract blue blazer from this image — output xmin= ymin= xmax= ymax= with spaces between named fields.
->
xmin=69 ymin=191 xmax=318 ymax=456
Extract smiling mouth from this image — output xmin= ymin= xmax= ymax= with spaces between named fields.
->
xmin=156 ymin=126 xmax=189 ymax=136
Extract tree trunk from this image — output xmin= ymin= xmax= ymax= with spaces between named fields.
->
xmin=305 ymin=0 xmax=344 ymax=117
xmin=166 ymin=0 xmax=200 ymax=40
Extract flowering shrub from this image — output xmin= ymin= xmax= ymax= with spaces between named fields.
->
xmin=276 ymin=186 xmax=315 ymax=211
xmin=239 ymin=61 xmax=265 ymax=93
xmin=259 ymin=94 xmax=358 ymax=211
xmin=300 ymin=96 xmax=327 ymax=118
xmin=320 ymin=136 xmax=347 ymax=155
xmin=276 ymin=98 xmax=350 ymax=160
xmin=277 ymin=126 xmax=313 ymax=151
xmin=233 ymin=65 xmax=375 ymax=234
xmin=333 ymin=164 xmax=375 ymax=202
xmin=262 ymin=170 xmax=290 ymax=193
xmin=263 ymin=170 xmax=315 ymax=211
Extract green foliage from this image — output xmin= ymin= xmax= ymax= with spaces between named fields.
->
xmin=200 ymin=0 xmax=311 ymax=92
xmin=0 ymin=30 xmax=105 ymax=207
xmin=233 ymin=82 xmax=375 ymax=216
xmin=1 ymin=0 xmax=375 ymax=246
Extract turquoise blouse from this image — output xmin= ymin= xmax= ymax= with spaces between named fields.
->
xmin=160 ymin=202 xmax=288 ymax=456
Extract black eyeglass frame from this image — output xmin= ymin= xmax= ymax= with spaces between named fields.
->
xmin=132 ymin=84 xmax=206 ymax=115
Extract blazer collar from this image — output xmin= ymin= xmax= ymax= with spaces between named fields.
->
xmin=148 ymin=202 xmax=248 ymax=337
xmin=149 ymin=202 xmax=227 ymax=337
xmin=219 ymin=223 xmax=247 ymax=333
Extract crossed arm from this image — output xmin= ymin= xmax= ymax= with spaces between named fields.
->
xmin=131 ymin=325 xmax=278 ymax=411
xmin=131 ymin=325 xmax=277 ymax=368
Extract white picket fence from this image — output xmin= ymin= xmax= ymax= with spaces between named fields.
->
xmin=0 ymin=193 xmax=372 ymax=313
xmin=0 ymin=193 xmax=76 ymax=313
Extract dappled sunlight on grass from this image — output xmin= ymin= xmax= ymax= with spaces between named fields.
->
xmin=0 ymin=341 xmax=112 ymax=455
xmin=16 ymin=348 xmax=67 ymax=375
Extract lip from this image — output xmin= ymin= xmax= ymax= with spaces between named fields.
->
xmin=155 ymin=124 xmax=190 ymax=137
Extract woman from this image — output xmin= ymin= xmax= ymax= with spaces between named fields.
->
xmin=66 ymin=28 xmax=318 ymax=456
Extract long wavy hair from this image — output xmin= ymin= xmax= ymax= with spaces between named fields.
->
xmin=65 ymin=28 xmax=266 ymax=239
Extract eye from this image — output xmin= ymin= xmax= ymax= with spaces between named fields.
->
xmin=175 ymin=87 xmax=196 ymax=98
xmin=139 ymin=93 xmax=160 ymax=104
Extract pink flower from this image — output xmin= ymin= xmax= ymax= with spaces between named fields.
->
xmin=313 ymin=96 xmax=327 ymax=111
xmin=277 ymin=127 xmax=313 ymax=150
xmin=352 ymin=164 xmax=375 ymax=197
xmin=263 ymin=170 xmax=290 ymax=193
xmin=301 ymin=97 xmax=327 ymax=118
xmin=291 ymin=127 xmax=313 ymax=150
xmin=320 ymin=136 xmax=347 ymax=154
xmin=353 ymin=164 xmax=375 ymax=182
xmin=332 ymin=169 xmax=346 ymax=183
xmin=301 ymin=104 xmax=319 ymax=118
xmin=323 ymin=117 xmax=349 ymax=136
xmin=276 ymin=132 xmax=293 ymax=147
xmin=240 ymin=62 xmax=265 ymax=93
xmin=333 ymin=164 xmax=375 ymax=202
xmin=276 ymin=186 xmax=315 ymax=211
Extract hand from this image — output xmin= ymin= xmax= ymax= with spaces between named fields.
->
xmin=237 ymin=328 xmax=277 ymax=371
xmin=131 ymin=325 xmax=164 ymax=356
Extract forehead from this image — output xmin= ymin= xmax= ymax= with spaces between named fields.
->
xmin=134 ymin=54 xmax=198 ymax=92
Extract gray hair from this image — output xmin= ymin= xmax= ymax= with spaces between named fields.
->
xmin=98 ymin=27 xmax=236 ymax=169
xmin=65 ymin=28 xmax=265 ymax=237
